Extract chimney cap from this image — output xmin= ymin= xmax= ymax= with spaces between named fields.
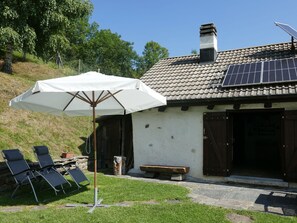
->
xmin=199 ymin=23 xmax=218 ymax=63
xmin=200 ymin=23 xmax=217 ymax=34
xmin=200 ymin=23 xmax=215 ymax=27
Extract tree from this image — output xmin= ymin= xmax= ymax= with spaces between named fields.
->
xmin=65 ymin=17 xmax=99 ymax=61
xmin=137 ymin=41 xmax=169 ymax=76
xmin=0 ymin=1 xmax=35 ymax=73
xmin=79 ymin=29 xmax=138 ymax=77
xmin=0 ymin=0 xmax=92 ymax=74
xmin=191 ymin=49 xmax=198 ymax=55
xmin=32 ymin=0 xmax=92 ymax=62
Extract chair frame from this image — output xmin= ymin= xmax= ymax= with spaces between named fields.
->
xmin=2 ymin=149 xmax=39 ymax=202
xmin=33 ymin=145 xmax=90 ymax=189
xmin=34 ymin=165 xmax=71 ymax=195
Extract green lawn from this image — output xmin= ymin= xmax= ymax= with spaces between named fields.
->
xmin=0 ymin=173 xmax=296 ymax=223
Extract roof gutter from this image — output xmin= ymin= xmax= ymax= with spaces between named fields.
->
xmin=166 ymin=94 xmax=297 ymax=107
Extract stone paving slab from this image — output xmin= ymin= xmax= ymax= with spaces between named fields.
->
xmin=121 ymin=175 xmax=297 ymax=216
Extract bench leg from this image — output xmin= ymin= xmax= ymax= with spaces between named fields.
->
xmin=171 ymin=174 xmax=185 ymax=181
xmin=144 ymin=172 xmax=157 ymax=178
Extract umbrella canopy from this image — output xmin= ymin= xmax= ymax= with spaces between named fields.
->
xmin=9 ymin=71 xmax=166 ymax=211
xmin=10 ymin=71 xmax=166 ymax=116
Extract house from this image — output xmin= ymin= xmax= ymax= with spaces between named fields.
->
xmin=128 ymin=23 xmax=297 ymax=183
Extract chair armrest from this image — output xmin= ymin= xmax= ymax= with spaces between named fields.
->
xmin=37 ymin=165 xmax=55 ymax=171
xmin=12 ymin=168 xmax=32 ymax=177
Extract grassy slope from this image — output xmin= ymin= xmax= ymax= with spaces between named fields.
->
xmin=0 ymin=59 xmax=92 ymax=161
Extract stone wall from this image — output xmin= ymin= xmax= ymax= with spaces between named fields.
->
xmin=54 ymin=156 xmax=89 ymax=170
xmin=0 ymin=156 xmax=89 ymax=192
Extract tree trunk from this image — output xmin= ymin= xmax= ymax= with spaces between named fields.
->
xmin=56 ymin=51 xmax=63 ymax=68
xmin=2 ymin=43 xmax=13 ymax=74
xmin=22 ymin=51 xmax=27 ymax=61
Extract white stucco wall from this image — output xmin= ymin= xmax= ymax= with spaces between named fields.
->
xmin=130 ymin=102 xmax=297 ymax=180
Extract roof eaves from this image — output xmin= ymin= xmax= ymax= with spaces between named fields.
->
xmin=166 ymin=94 xmax=297 ymax=107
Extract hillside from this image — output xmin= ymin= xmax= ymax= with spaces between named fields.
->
xmin=0 ymin=59 xmax=92 ymax=161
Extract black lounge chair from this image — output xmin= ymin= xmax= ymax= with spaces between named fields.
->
xmin=33 ymin=145 xmax=90 ymax=189
xmin=35 ymin=164 xmax=71 ymax=196
xmin=2 ymin=149 xmax=39 ymax=202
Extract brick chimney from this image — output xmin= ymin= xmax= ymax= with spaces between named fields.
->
xmin=200 ymin=23 xmax=217 ymax=63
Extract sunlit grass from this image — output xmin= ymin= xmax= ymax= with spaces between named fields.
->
xmin=0 ymin=58 xmax=90 ymax=160
xmin=0 ymin=174 xmax=296 ymax=223
xmin=0 ymin=173 xmax=188 ymax=206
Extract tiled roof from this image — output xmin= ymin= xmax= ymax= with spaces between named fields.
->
xmin=141 ymin=42 xmax=297 ymax=104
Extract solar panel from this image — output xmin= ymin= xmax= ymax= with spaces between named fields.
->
xmin=275 ymin=22 xmax=297 ymax=40
xmin=222 ymin=58 xmax=297 ymax=87
xmin=223 ymin=62 xmax=261 ymax=87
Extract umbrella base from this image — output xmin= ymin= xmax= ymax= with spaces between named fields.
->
xmin=66 ymin=198 xmax=109 ymax=211
xmin=66 ymin=187 xmax=105 ymax=212
xmin=87 ymin=199 xmax=107 ymax=213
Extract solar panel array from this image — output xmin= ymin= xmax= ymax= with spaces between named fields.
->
xmin=222 ymin=58 xmax=297 ymax=87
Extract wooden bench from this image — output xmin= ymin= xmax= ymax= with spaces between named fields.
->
xmin=140 ymin=165 xmax=190 ymax=181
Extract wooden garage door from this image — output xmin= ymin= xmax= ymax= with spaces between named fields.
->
xmin=283 ymin=110 xmax=297 ymax=181
xmin=203 ymin=112 xmax=231 ymax=176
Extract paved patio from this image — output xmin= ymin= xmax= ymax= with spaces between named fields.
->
xmin=122 ymin=175 xmax=297 ymax=216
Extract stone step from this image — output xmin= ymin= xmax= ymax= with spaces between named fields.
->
xmin=225 ymin=175 xmax=289 ymax=187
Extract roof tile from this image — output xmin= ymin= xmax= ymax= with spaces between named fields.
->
xmin=141 ymin=42 xmax=297 ymax=102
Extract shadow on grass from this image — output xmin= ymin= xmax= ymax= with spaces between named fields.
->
xmin=0 ymin=178 xmax=89 ymax=206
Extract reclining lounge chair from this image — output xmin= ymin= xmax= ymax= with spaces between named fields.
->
xmin=35 ymin=162 xmax=71 ymax=196
xmin=33 ymin=146 xmax=90 ymax=189
xmin=2 ymin=149 xmax=39 ymax=202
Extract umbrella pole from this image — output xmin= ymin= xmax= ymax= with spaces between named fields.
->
xmin=88 ymin=92 xmax=103 ymax=213
xmin=93 ymin=102 xmax=97 ymax=205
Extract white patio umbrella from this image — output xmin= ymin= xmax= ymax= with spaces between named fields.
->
xmin=9 ymin=71 xmax=166 ymax=212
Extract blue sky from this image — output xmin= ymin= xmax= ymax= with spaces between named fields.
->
xmin=90 ymin=0 xmax=297 ymax=57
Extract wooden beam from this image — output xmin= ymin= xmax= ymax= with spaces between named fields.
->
xmin=166 ymin=95 xmax=297 ymax=107
xmin=181 ymin=106 xmax=189 ymax=111
xmin=158 ymin=106 xmax=167 ymax=112
xmin=207 ymin=104 xmax=215 ymax=110
xmin=233 ymin=104 xmax=240 ymax=110
xmin=264 ymin=101 xmax=272 ymax=108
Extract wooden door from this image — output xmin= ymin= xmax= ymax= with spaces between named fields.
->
xmin=203 ymin=112 xmax=231 ymax=176
xmin=96 ymin=115 xmax=134 ymax=170
xmin=283 ymin=110 xmax=297 ymax=181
